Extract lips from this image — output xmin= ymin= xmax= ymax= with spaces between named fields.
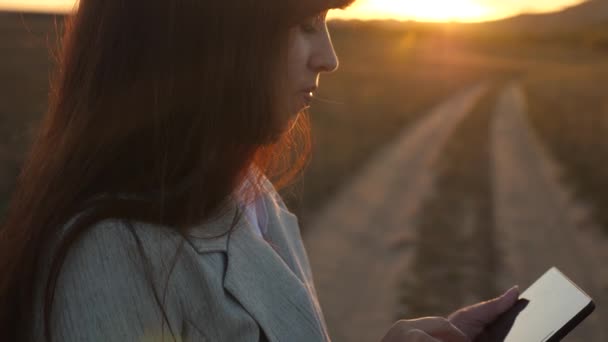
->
xmin=301 ymin=86 xmax=317 ymax=105
xmin=302 ymin=86 xmax=318 ymax=93
xmin=301 ymin=92 xmax=313 ymax=106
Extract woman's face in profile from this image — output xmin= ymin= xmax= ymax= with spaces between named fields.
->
xmin=286 ymin=10 xmax=339 ymax=117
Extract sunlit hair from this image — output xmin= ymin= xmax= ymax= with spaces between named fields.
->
xmin=0 ymin=0 xmax=354 ymax=340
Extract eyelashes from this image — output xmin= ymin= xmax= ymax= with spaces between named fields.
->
xmin=300 ymin=22 xmax=318 ymax=34
xmin=299 ymin=13 xmax=325 ymax=34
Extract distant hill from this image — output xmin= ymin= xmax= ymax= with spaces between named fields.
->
xmin=483 ymin=0 xmax=608 ymax=33
xmin=328 ymin=0 xmax=608 ymax=37
xmin=0 ymin=10 xmax=61 ymax=24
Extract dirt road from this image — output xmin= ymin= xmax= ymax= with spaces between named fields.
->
xmin=303 ymin=82 xmax=608 ymax=342
xmin=491 ymin=83 xmax=608 ymax=341
xmin=302 ymin=84 xmax=488 ymax=342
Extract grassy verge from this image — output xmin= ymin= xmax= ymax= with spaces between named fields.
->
xmin=395 ymin=87 xmax=499 ymax=319
xmin=524 ymin=65 xmax=608 ymax=234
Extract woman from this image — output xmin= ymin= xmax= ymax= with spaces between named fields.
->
xmin=0 ymin=0 xmax=519 ymax=340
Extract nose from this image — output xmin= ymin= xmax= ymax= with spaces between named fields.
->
xmin=309 ymin=32 xmax=339 ymax=74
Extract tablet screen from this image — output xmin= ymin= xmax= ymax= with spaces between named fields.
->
xmin=480 ymin=268 xmax=593 ymax=342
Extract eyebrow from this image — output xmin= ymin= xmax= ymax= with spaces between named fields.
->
xmin=329 ymin=0 xmax=356 ymax=10
xmin=303 ymin=0 xmax=355 ymax=21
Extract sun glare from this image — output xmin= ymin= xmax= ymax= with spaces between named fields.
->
xmin=0 ymin=0 xmax=76 ymax=13
xmin=328 ymin=0 xmax=590 ymax=22
xmin=381 ymin=0 xmax=489 ymax=21
xmin=329 ymin=0 xmax=492 ymax=22
xmin=0 ymin=0 xmax=589 ymax=22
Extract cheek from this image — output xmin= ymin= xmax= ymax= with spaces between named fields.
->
xmin=282 ymin=30 xmax=310 ymax=127
xmin=286 ymin=34 xmax=309 ymax=85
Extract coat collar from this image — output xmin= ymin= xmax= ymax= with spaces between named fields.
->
xmin=185 ymin=191 xmax=329 ymax=342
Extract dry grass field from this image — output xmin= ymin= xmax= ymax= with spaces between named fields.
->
xmin=524 ymin=64 xmax=608 ymax=232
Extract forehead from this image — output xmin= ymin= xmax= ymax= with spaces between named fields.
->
xmin=293 ymin=0 xmax=356 ymax=19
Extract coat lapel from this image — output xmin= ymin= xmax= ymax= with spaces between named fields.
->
xmin=186 ymin=196 xmax=328 ymax=342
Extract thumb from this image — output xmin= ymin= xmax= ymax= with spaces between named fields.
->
xmin=487 ymin=285 xmax=521 ymax=320
xmin=448 ymin=286 xmax=520 ymax=338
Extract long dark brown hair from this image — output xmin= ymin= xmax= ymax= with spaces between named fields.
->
xmin=0 ymin=0 xmax=354 ymax=340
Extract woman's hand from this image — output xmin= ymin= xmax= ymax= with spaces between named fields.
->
xmin=447 ymin=286 xmax=520 ymax=340
xmin=380 ymin=286 xmax=519 ymax=341
xmin=380 ymin=317 xmax=470 ymax=342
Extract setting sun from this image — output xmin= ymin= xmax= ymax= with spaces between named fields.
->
xmin=337 ymin=0 xmax=491 ymax=22
xmin=395 ymin=0 xmax=489 ymax=21
xmin=328 ymin=0 xmax=588 ymax=22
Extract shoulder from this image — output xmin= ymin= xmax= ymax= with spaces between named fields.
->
xmin=49 ymin=215 xmax=189 ymax=296
xmin=32 ymin=217 xmax=186 ymax=341
xmin=56 ymin=216 xmax=178 ymax=263
xmin=52 ymin=216 xmax=191 ymax=289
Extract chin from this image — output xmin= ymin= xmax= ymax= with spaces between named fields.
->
xmin=263 ymin=113 xmax=297 ymax=144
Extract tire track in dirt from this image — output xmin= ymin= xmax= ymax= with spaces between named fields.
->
xmin=491 ymin=82 xmax=608 ymax=341
xmin=395 ymin=86 xmax=500 ymax=321
xmin=302 ymin=84 xmax=488 ymax=342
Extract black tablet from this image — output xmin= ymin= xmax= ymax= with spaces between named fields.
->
xmin=478 ymin=267 xmax=595 ymax=342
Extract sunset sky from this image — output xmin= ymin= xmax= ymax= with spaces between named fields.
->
xmin=0 ymin=0 xmax=589 ymax=23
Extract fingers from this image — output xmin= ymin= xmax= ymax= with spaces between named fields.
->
xmin=405 ymin=317 xmax=470 ymax=342
xmin=383 ymin=286 xmax=520 ymax=342
xmin=448 ymin=285 xmax=520 ymax=338
xmin=494 ymin=285 xmax=520 ymax=313
xmin=384 ymin=317 xmax=470 ymax=342
xmin=404 ymin=329 xmax=441 ymax=342
xmin=469 ymin=285 xmax=520 ymax=321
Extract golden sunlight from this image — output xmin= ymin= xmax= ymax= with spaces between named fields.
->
xmin=347 ymin=0 xmax=491 ymax=22
xmin=0 ymin=0 xmax=77 ymax=13
xmin=0 ymin=0 xmax=589 ymax=22
xmin=328 ymin=0 xmax=588 ymax=23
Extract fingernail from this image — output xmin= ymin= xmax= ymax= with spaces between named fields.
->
xmin=506 ymin=285 xmax=519 ymax=296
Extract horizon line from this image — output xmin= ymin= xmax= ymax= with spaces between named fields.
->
xmin=0 ymin=4 xmax=572 ymax=25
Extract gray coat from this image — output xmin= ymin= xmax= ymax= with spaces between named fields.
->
xmin=31 ymin=183 xmax=331 ymax=342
